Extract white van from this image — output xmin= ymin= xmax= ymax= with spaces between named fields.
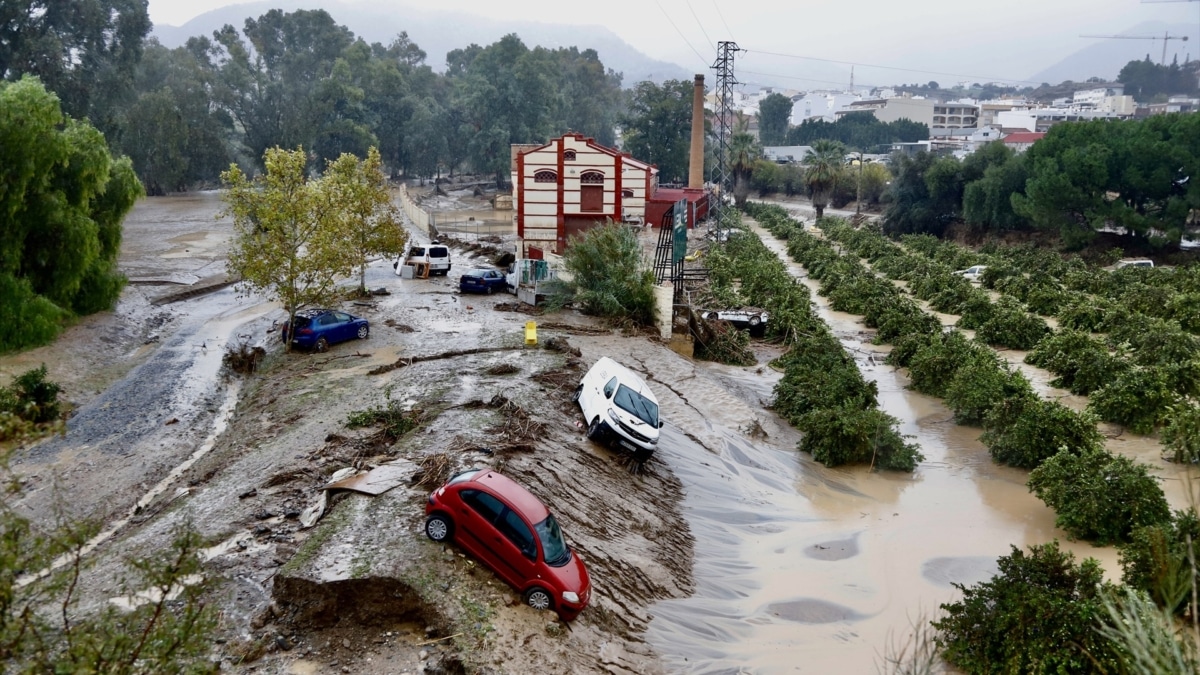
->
xmin=395 ymin=242 xmax=452 ymax=277
xmin=1114 ymin=259 xmax=1154 ymax=270
xmin=574 ymin=357 xmax=663 ymax=461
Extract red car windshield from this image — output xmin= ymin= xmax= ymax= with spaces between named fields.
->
xmin=534 ymin=515 xmax=570 ymax=567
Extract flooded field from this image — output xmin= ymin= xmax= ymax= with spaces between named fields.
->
xmin=5 ymin=192 xmax=1194 ymax=673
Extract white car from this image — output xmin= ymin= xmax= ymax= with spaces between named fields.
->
xmin=574 ymin=357 xmax=663 ymax=461
xmin=1114 ymin=259 xmax=1154 ymax=270
xmin=395 ymin=242 xmax=452 ymax=277
xmin=954 ymin=265 xmax=988 ymax=282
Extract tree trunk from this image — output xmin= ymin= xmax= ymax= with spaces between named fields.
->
xmin=733 ymin=174 xmax=751 ymax=207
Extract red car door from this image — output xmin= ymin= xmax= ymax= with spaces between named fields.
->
xmin=455 ymin=489 xmax=505 ymax=568
xmin=493 ymin=507 xmax=540 ymax=587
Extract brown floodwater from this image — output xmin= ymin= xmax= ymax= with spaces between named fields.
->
xmin=636 ymin=222 xmax=1198 ymax=674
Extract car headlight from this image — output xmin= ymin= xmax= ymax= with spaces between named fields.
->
xmin=562 ymin=591 xmax=579 ymax=603
xmin=607 ymin=407 xmax=620 ymax=423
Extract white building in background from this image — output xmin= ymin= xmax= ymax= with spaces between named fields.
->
xmin=996 ymin=107 xmax=1125 ymax=132
xmin=1072 ymin=85 xmax=1124 ymax=108
xmin=790 ymin=91 xmax=864 ymax=123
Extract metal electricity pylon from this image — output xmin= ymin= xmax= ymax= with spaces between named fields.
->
xmin=711 ymin=41 xmax=741 ymax=232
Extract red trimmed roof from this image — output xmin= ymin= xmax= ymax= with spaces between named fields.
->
xmin=1002 ymin=132 xmax=1045 ymax=145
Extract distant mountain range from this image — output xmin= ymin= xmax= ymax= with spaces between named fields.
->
xmin=152 ymin=0 xmax=693 ymax=87
xmin=1030 ymin=21 xmax=1200 ymax=85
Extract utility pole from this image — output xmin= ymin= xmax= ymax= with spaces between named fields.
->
xmin=711 ymin=41 xmax=741 ymax=233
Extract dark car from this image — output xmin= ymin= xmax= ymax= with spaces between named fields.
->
xmin=280 ymin=309 xmax=369 ymax=352
xmin=458 ymin=268 xmax=508 ymax=294
xmin=424 ymin=469 xmax=591 ymax=620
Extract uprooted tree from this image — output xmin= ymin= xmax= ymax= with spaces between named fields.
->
xmin=543 ymin=222 xmax=658 ymax=328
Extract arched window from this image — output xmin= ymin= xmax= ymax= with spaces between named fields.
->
xmin=562 ymin=150 xmax=577 ymax=161
xmin=580 ymin=171 xmax=604 ymax=184
xmin=533 ymin=169 xmax=557 ymax=183
xmin=621 ymin=189 xmax=634 ymax=198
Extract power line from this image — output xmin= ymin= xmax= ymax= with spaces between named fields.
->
xmin=743 ymin=48 xmax=1044 ymax=86
xmin=656 ymin=1 xmax=710 ymax=68
xmin=685 ymin=1 xmax=715 ymax=52
xmin=740 ymin=69 xmax=886 ymax=90
xmin=712 ymin=1 xmax=736 ymax=43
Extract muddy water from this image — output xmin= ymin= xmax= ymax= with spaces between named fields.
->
xmin=638 ymin=223 xmax=1179 ymax=673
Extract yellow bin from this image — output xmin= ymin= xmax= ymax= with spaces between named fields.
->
xmin=525 ymin=321 xmax=538 ymax=345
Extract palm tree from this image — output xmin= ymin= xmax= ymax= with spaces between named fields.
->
xmin=728 ymin=114 xmax=759 ymax=207
xmin=804 ymin=139 xmax=846 ymax=219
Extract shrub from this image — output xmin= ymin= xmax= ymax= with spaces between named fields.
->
xmin=1163 ymin=404 xmax=1200 ymax=463
xmin=1024 ymin=329 xmax=1127 ymax=395
xmin=546 ymin=223 xmax=658 ymax=326
xmin=928 ymin=279 xmax=974 ymax=314
xmin=906 ymin=330 xmax=984 ymax=398
xmin=944 ymin=358 xmax=1035 ymax=425
xmin=1057 ymin=294 xmax=1112 ymax=332
xmin=1024 ymin=285 xmax=1067 ymax=316
xmin=0 ymin=274 xmax=71 ymax=353
xmin=982 ymin=396 xmax=1104 ymax=469
xmin=1028 ymin=447 xmax=1171 ymax=545
xmin=975 ymin=296 xmax=1050 ymax=350
xmin=871 ymin=301 xmax=941 ymax=344
xmin=1119 ymin=508 xmax=1200 ymax=616
xmin=954 ymin=291 xmax=995 ymax=330
xmin=1096 ymin=586 xmax=1200 ymax=672
xmin=1087 ymin=367 xmax=1181 ymax=435
xmin=797 ymin=406 xmax=923 ymax=471
xmin=933 ymin=541 xmax=1120 ymax=675
xmin=773 ymin=337 xmax=879 ymax=422
xmin=1 ymin=364 xmax=63 ymax=424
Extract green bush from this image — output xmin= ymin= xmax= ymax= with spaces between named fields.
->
xmin=1024 ymin=285 xmax=1068 ymax=316
xmin=906 ymin=330 xmax=984 ymax=398
xmin=982 ymin=396 xmax=1104 ymax=469
xmin=1028 ymin=447 xmax=1171 ymax=545
xmin=1087 ymin=367 xmax=1181 ymax=435
xmin=1162 ymin=404 xmax=1200 ymax=463
xmin=546 ymin=223 xmax=658 ymax=326
xmin=975 ymin=296 xmax=1050 ymax=350
xmin=954 ymin=291 xmax=995 ymax=330
xmin=1 ymin=365 xmax=63 ymax=424
xmin=944 ymin=357 xmax=1035 ymax=426
xmin=1024 ymin=329 xmax=1127 ymax=395
xmin=796 ymin=405 xmax=923 ymax=471
xmin=1119 ymin=508 xmax=1200 ymax=615
xmin=1056 ymin=294 xmax=1112 ymax=332
xmin=933 ymin=541 xmax=1121 ymax=675
xmin=0 ymin=274 xmax=71 ymax=353
xmin=773 ymin=341 xmax=879 ymax=422
xmin=870 ymin=300 xmax=941 ymax=344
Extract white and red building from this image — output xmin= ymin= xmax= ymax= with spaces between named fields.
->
xmin=512 ymin=134 xmax=657 ymax=257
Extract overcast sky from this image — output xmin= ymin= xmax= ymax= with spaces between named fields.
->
xmin=148 ymin=0 xmax=1200 ymax=84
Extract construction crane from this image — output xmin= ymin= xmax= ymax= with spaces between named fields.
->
xmin=1079 ymin=31 xmax=1190 ymax=65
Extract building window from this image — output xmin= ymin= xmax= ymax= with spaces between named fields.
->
xmin=580 ymin=170 xmax=604 ymax=184
xmin=534 ymin=170 xmax=557 ymax=183
xmin=621 ymin=189 xmax=634 ymax=198
xmin=563 ymin=150 xmax=576 ymax=161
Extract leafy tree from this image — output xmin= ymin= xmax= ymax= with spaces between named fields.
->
xmin=729 ymin=120 xmax=759 ymax=207
xmin=1119 ymin=56 xmax=1199 ymax=100
xmin=324 ymin=147 xmax=407 ymax=294
xmin=982 ymin=395 xmax=1104 ymax=469
xmin=0 ymin=0 xmax=152 ymax=138
xmin=883 ymin=152 xmax=951 ymax=236
xmin=962 ymin=149 xmax=1031 ymax=232
xmin=1088 ymin=367 xmax=1182 ymax=434
xmin=934 ymin=541 xmax=1121 ymax=675
xmin=621 ymin=79 xmax=695 ymax=184
xmin=974 ymin=296 xmax=1050 ymax=350
xmin=1120 ymin=508 xmax=1200 ymax=616
xmin=1029 ymin=447 xmax=1171 ymax=545
xmin=544 ymin=223 xmax=657 ymax=327
xmin=804 ymin=139 xmax=845 ymax=218
xmin=787 ymin=112 xmax=927 ymax=149
xmin=1163 ymin=404 xmax=1200 ymax=464
xmin=944 ymin=357 xmax=1034 ymax=426
xmin=0 ymin=77 xmax=141 ymax=352
xmin=797 ymin=406 xmax=922 ymax=472
xmin=1025 ymin=329 xmax=1126 ymax=395
xmin=756 ymin=92 xmax=792 ymax=146
xmin=222 ymin=147 xmax=360 ymax=349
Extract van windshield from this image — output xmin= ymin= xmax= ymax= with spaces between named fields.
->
xmin=614 ymin=384 xmax=659 ymax=426
xmin=534 ymin=515 xmax=571 ymax=567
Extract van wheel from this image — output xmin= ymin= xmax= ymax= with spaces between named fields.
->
xmin=572 ymin=385 xmax=583 ymax=402
xmin=586 ymin=417 xmax=603 ymax=440
xmin=523 ymin=587 xmax=553 ymax=612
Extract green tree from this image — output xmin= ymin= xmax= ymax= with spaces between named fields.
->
xmin=729 ymin=119 xmax=760 ymax=207
xmin=325 ymin=147 xmax=407 ymax=294
xmin=1028 ymin=446 xmax=1171 ymax=545
xmin=934 ymin=541 xmax=1121 ymax=675
xmin=1119 ymin=508 xmax=1200 ymax=616
xmin=0 ymin=0 xmax=152 ymax=138
xmin=981 ymin=395 xmax=1104 ymax=469
xmin=544 ymin=223 xmax=657 ymax=327
xmin=804 ymin=139 xmax=846 ymax=218
xmin=0 ymin=77 xmax=141 ymax=352
xmin=621 ymin=79 xmax=695 ymax=184
xmin=222 ymin=147 xmax=360 ymax=349
xmin=756 ymin=92 xmax=792 ymax=146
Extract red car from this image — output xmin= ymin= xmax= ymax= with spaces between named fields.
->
xmin=424 ymin=469 xmax=591 ymax=620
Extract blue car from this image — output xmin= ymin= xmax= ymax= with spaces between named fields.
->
xmin=281 ymin=309 xmax=369 ymax=352
xmin=459 ymin=268 xmax=508 ymax=294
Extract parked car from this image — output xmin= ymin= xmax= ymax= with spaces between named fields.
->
xmin=1114 ymin=259 xmax=1154 ymax=270
xmin=459 ymin=268 xmax=508 ymax=294
xmin=424 ymin=469 xmax=591 ymax=620
xmin=574 ymin=357 xmax=663 ymax=461
xmin=954 ymin=265 xmax=988 ymax=282
xmin=280 ymin=309 xmax=369 ymax=352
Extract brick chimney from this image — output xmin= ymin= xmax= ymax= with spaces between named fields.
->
xmin=689 ymin=74 xmax=705 ymax=189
